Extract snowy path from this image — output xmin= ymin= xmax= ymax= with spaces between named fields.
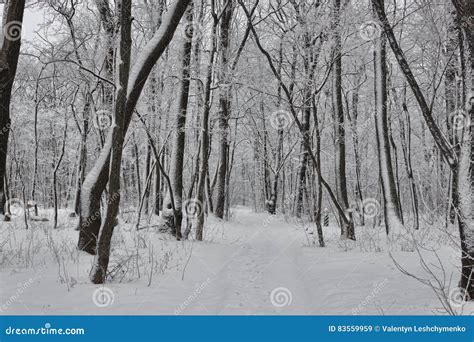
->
xmin=191 ymin=212 xmax=315 ymax=314
xmin=173 ymin=208 xmax=431 ymax=315
xmin=0 ymin=207 xmax=464 ymax=315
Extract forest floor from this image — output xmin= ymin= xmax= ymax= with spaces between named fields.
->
xmin=0 ymin=206 xmax=471 ymax=315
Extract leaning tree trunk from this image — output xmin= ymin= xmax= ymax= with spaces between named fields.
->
xmin=78 ymin=0 xmax=191 ymax=254
xmin=161 ymin=3 xmax=194 ymax=238
xmin=214 ymin=0 xmax=234 ymax=219
xmin=312 ymin=96 xmax=325 ymax=247
xmin=90 ymin=0 xmax=132 ymax=284
xmin=373 ymin=0 xmax=473 ymax=297
xmin=373 ymin=1 xmax=403 ymax=234
xmin=77 ymin=0 xmax=116 ymax=253
xmin=0 ymin=0 xmax=26 ymax=216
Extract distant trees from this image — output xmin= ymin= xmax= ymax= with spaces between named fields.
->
xmin=2 ymin=0 xmax=473 ymax=290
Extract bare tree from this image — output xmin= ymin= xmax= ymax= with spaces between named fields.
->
xmin=332 ymin=0 xmax=355 ymax=239
xmin=373 ymin=0 xmax=473 ymax=298
xmin=90 ymin=0 xmax=132 ymax=284
xmin=78 ymin=0 xmax=191 ymax=255
xmin=0 ymin=0 xmax=26 ymax=216
xmin=214 ymin=0 xmax=234 ymax=219
xmin=162 ymin=2 xmax=194 ymax=238
xmin=373 ymin=0 xmax=403 ymax=234
xmin=195 ymin=0 xmax=219 ymax=241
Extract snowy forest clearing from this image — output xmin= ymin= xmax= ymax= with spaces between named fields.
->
xmin=0 ymin=207 xmax=469 ymax=315
xmin=0 ymin=0 xmax=472 ymax=324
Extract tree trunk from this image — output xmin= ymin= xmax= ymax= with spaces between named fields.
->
xmin=374 ymin=0 xmax=473 ymax=297
xmin=312 ymin=97 xmax=325 ymax=247
xmin=73 ymin=92 xmax=91 ymax=216
xmin=161 ymin=3 xmax=194 ymax=238
xmin=332 ymin=0 xmax=355 ymax=239
xmin=195 ymin=9 xmax=217 ymax=240
xmin=451 ymin=0 xmax=474 ymax=299
xmin=348 ymin=68 xmax=365 ymax=226
xmin=132 ymin=133 xmax=142 ymax=206
xmin=214 ymin=0 xmax=234 ymax=219
xmin=90 ymin=0 xmax=132 ymax=284
xmin=373 ymin=1 xmax=403 ymax=234
xmin=392 ymin=84 xmax=420 ymax=230
xmin=78 ymin=0 xmax=191 ymax=254
xmin=53 ymin=115 xmax=68 ymax=229
xmin=445 ymin=12 xmax=460 ymax=225
xmin=0 ymin=0 xmax=26 ymax=216
xmin=143 ymin=142 xmax=151 ymax=214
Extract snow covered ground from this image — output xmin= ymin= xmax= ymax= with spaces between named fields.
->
xmin=0 ymin=206 xmax=471 ymax=315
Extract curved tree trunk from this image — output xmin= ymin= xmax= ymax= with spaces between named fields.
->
xmin=373 ymin=0 xmax=473 ymax=297
xmin=90 ymin=0 xmax=131 ymax=284
xmin=78 ymin=0 xmax=191 ymax=254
